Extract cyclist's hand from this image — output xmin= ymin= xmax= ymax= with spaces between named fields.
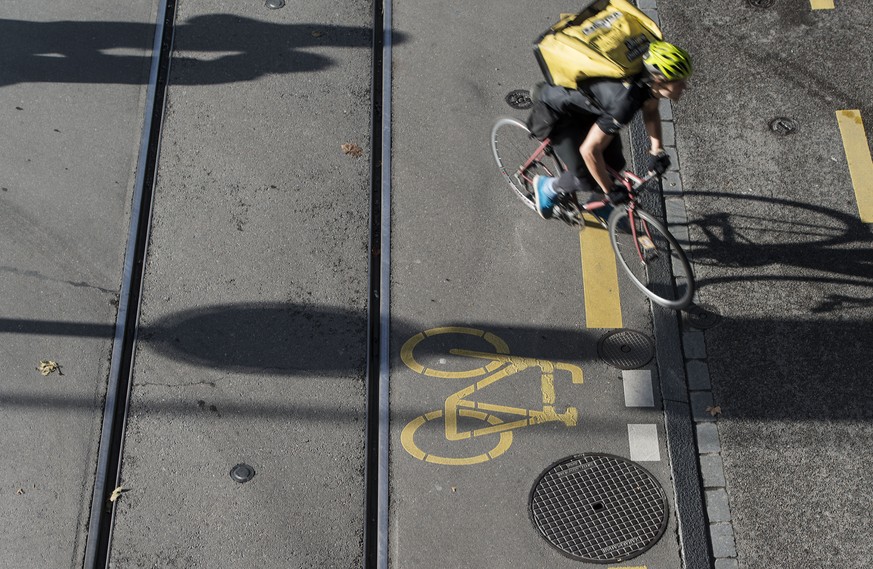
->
xmin=647 ymin=150 xmax=671 ymax=175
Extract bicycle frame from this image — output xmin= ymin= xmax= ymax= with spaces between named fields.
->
xmin=495 ymin=119 xmax=695 ymax=309
xmin=517 ymin=137 xmax=562 ymax=187
xmin=603 ymin=168 xmax=659 ymax=264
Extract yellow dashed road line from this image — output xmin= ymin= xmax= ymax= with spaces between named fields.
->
xmin=836 ymin=110 xmax=873 ymax=223
xmin=579 ymin=214 xmax=622 ymax=328
xmin=810 ymin=0 xmax=834 ymax=9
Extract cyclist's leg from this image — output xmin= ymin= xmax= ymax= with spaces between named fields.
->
xmin=549 ymin=118 xmax=592 ymax=194
xmin=549 ymin=118 xmax=626 ymax=198
xmin=551 ymin=126 xmax=627 ymax=224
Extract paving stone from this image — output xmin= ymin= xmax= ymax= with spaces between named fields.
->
xmin=696 ymin=422 xmax=721 ymax=453
xmin=683 ymin=330 xmax=707 ymax=359
xmin=700 ymin=454 xmax=726 ymax=487
xmin=686 ymin=359 xmax=711 ymax=390
xmin=659 ymin=97 xmax=673 ymax=120
xmin=661 ymin=171 xmax=683 ymax=196
xmin=661 ymin=120 xmax=675 ymax=146
xmin=665 ymin=197 xmax=688 ymax=226
xmin=710 ymin=523 xmax=738 ymax=558
xmin=638 ymin=0 xmax=659 ymax=9
xmin=705 ymin=488 xmax=731 ymax=523
xmin=668 ymin=224 xmax=691 ymax=251
xmin=690 ymin=391 xmax=715 ymax=422
xmin=642 ymin=7 xmax=660 ymax=25
xmin=663 ymin=146 xmax=679 ymax=171
xmin=715 ymin=559 xmax=739 ymax=569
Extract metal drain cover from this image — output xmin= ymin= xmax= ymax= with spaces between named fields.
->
xmin=769 ymin=117 xmax=796 ymax=135
xmin=530 ymin=454 xmax=668 ymax=563
xmin=597 ymin=330 xmax=654 ymax=369
xmin=505 ymin=89 xmax=533 ymax=110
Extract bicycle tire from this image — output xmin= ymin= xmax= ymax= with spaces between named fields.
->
xmin=608 ymin=206 xmax=695 ymax=310
xmin=490 ymin=117 xmax=563 ymax=210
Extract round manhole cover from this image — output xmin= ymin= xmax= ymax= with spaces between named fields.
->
xmin=683 ymin=303 xmax=722 ymax=330
xmin=747 ymin=0 xmax=775 ymax=7
xmin=530 ymin=454 xmax=668 ymax=563
xmin=597 ymin=330 xmax=654 ymax=369
xmin=505 ymin=89 xmax=533 ymax=110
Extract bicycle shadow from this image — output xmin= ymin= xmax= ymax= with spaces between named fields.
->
xmin=674 ymin=191 xmax=873 ymax=309
xmin=0 ymin=15 xmax=407 ymax=87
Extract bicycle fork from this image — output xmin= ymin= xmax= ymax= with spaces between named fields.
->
xmin=442 ymin=350 xmax=584 ymax=441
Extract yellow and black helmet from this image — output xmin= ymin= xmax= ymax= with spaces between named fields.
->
xmin=644 ymin=41 xmax=693 ymax=81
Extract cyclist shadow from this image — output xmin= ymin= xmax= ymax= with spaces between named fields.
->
xmin=667 ymin=190 xmax=873 ymax=424
xmin=676 ymin=191 xmax=873 ymax=310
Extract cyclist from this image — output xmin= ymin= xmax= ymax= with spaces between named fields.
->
xmin=528 ymin=40 xmax=692 ymax=219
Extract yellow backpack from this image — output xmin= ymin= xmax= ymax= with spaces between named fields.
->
xmin=534 ymin=0 xmax=663 ymax=89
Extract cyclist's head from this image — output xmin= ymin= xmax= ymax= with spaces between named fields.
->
xmin=644 ymin=41 xmax=693 ymax=82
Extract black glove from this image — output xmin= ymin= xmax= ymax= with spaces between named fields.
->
xmin=607 ymin=187 xmax=630 ymax=205
xmin=647 ymin=151 xmax=671 ymax=175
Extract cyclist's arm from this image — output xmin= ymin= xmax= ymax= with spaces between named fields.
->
xmin=642 ymin=98 xmax=664 ymax=155
xmin=579 ymin=124 xmax=616 ymax=193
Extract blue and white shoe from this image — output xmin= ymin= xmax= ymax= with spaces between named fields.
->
xmin=533 ymin=175 xmax=557 ymax=219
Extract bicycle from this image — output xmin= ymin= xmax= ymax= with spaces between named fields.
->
xmin=490 ymin=116 xmax=695 ymax=310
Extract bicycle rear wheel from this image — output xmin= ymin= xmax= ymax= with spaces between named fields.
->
xmin=491 ymin=117 xmax=563 ymax=210
xmin=609 ymin=206 xmax=695 ymax=310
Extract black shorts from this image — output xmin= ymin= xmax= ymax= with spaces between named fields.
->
xmin=549 ymin=117 xmax=626 ymax=195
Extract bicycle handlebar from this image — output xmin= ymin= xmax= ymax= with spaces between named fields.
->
xmin=610 ymin=169 xmax=660 ymax=193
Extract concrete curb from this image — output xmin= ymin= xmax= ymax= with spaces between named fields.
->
xmin=640 ymin=4 xmax=740 ymax=565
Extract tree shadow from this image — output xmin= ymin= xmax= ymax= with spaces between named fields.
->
xmin=1 ymin=301 xmax=872 ymax=423
xmin=0 ymin=15 xmax=406 ymax=87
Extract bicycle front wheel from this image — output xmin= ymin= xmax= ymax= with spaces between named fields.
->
xmin=609 ymin=206 xmax=695 ymax=310
xmin=490 ymin=117 xmax=562 ymax=211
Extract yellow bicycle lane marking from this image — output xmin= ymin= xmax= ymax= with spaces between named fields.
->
xmin=400 ymin=328 xmax=585 ymax=466
xmin=836 ymin=110 xmax=873 ymax=223
xmin=579 ymin=213 xmax=623 ymax=329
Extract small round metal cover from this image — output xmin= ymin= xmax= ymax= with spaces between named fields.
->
xmin=529 ymin=454 xmax=668 ymax=563
xmin=505 ymin=89 xmax=533 ymax=110
xmin=683 ymin=303 xmax=723 ymax=330
xmin=230 ymin=463 xmax=255 ymax=483
xmin=597 ymin=329 xmax=654 ymax=369
xmin=769 ymin=117 xmax=796 ymax=135
xmin=265 ymin=0 xmax=285 ymax=9
xmin=747 ymin=0 xmax=775 ymax=7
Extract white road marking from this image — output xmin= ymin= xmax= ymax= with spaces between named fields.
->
xmin=623 ymin=369 xmax=654 ymax=407
xmin=628 ymin=424 xmax=661 ymax=462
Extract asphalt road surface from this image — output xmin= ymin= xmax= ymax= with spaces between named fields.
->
xmin=2 ymin=0 xmax=871 ymax=568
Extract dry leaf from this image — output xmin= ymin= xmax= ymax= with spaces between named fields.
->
xmin=109 ymin=486 xmax=128 ymax=503
xmin=341 ymin=143 xmax=363 ymax=158
xmin=16 ymin=488 xmax=25 ymax=495
xmin=37 ymin=360 xmax=62 ymax=376
xmin=706 ymin=405 xmax=722 ymax=416
xmin=451 ymin=487 xmax=457 ymax=493
xmin=311 ymin=31 xmax=324 ymax=37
